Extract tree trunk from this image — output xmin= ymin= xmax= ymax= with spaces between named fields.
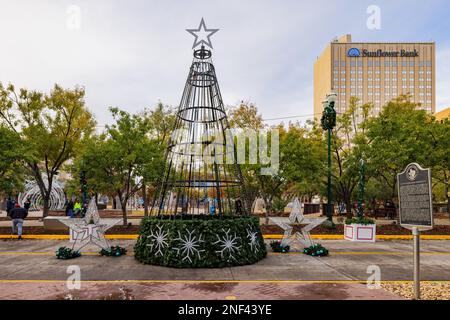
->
xmin=264 ymin=197 xmax=272 ymax=225
xmin=445 ymin=178 xmax=449 ymax=219
xmin=42 ymin=181 xmax=53 ymax=218
xmin=42 ymin=197 xmax=50 ymax=218
xmin=345 ymin=199 xmax=352 ymax=219
xmin=113 ymin=197 xmax=116 ymax=209
xmin=143 ymin=183 xmax=148 ymax=217
xmin=121 ymin=203 xmax=128 ymax=227
xmin=341 ymin=188 xmax=352 ymax=219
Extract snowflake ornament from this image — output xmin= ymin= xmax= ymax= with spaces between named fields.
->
xmin=173 ymin=229 xmax=205 ymax=263
xmin=214 ymin=228 xmax=241 ymax=261
xmin=246 ymin=228 xmax=260 ymax=253
xmin=146 ymin=224 xmax=169 ymax=256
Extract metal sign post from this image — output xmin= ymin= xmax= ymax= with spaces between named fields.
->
xmin=397 ymin=163 xmax=433 ymax=301
xmin=412 ymin=226 xmax=420 ymax=300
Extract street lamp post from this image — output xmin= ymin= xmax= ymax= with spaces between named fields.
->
xmin=357 ymin=157 xmax=365 ymax=218
xmin=321 ymin=92 xmax=337 ymax=223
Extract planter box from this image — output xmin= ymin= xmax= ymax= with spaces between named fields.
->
xmin=344 ymin=223 xmax=376 ymax=242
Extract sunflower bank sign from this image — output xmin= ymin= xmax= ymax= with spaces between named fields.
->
xmin=348 ymin=47 xmax=419 ymax=58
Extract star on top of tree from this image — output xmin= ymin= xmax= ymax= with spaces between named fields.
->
xmin=186 ymin=18 xmax=219 ymax=49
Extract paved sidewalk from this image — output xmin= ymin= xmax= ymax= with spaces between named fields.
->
xmin=1 ymin=239 xmax=449 ymax=299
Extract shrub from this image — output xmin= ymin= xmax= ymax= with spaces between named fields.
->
xmin=345 ymin=216 xmax=375 ymax=225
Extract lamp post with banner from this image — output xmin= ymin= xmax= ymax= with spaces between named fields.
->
xmin=321 ymin=92 xmax=337 ymax=224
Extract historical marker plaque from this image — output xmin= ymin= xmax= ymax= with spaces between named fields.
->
xmin=397 ymin=163 xmax=433 ymax=229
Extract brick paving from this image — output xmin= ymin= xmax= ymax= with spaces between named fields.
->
xmin=1 ymin=239 xmax=450 ymax=299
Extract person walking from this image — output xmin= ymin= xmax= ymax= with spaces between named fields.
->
xmin=8 ymin=203 xmax=28 ymax=240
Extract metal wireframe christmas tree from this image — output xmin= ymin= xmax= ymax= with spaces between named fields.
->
xmin=135 ymin=19 xmax=266 ymax=268
xmin=151 ymin=20 xmax=247 ymax=217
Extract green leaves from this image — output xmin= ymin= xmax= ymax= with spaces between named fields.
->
xmin=0 ymin=83 xmax=94 ymax=204
xmin=134 ymin=216 xmax=267 ymax=268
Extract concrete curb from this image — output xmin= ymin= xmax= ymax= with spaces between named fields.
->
xmin=1 ymin=234 xmax=450 ymax=240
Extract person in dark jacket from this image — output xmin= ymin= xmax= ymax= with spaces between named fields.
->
xmin=9 ymin=203 xmax=28 ymax=240
xmin=6 ymin=197 xmax=15 ymax=216
xmin=235 ymin=198 xmax=243 ymax=215
xmin=24 ymin=197 xmax=31 ymax=213
xmin=65 ymin=199 xmax=74 ymax=218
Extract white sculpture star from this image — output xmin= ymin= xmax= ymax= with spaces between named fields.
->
xmin=58 ymin=198 xmax=121 ymax=252
xmin=270 ymin=198 xmax=326 ymax=250
xmin=186 ymin=18 xmax=219 ymax=49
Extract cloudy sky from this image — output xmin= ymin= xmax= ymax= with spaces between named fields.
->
xmin=0 ymin=0 xmax=449 ymax=127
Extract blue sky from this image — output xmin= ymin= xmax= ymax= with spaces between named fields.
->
xmin=0 ymin=0 xmax=449 ymax=126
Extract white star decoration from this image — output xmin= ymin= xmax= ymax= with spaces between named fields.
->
xmin=58 ymin=198 xmax=121 ymax=251
xmin=173 ymin=229 xmax=205 ymax=263
xmin=270 ymin=198 xmax=326 ymax=250
xmin=186 ymin=18 xmax=219 ymax=49
xmin=213 ymin=228 xmax=240 ymax=261
xmin=146 ymin=224 xmax=169 ymax=256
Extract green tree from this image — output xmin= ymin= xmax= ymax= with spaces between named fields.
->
xmin=228 ymin=101 xmax=265 ymax=130
xmin=331 ymin=96 xmax=372 ymax=217
xmin=0 ymin=125 xmax=30 ymax=196
xmin=364 ymin=95 xmax=436 ymax=203
xmin=428 ymin=117 xmax=450 ymax=213
xmin=143 ymin=103 xmax=176 ymax=215
xmin=0 ymin=83 xmax=95 ymax=216
xmin=282 ymin=122 xmax=326 ymax=200
xmin=74 ymin=107 xmax=164 ymax=225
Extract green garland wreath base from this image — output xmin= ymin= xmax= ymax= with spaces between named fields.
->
xmin=134 ymin=215 xmax=267 ymax=268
